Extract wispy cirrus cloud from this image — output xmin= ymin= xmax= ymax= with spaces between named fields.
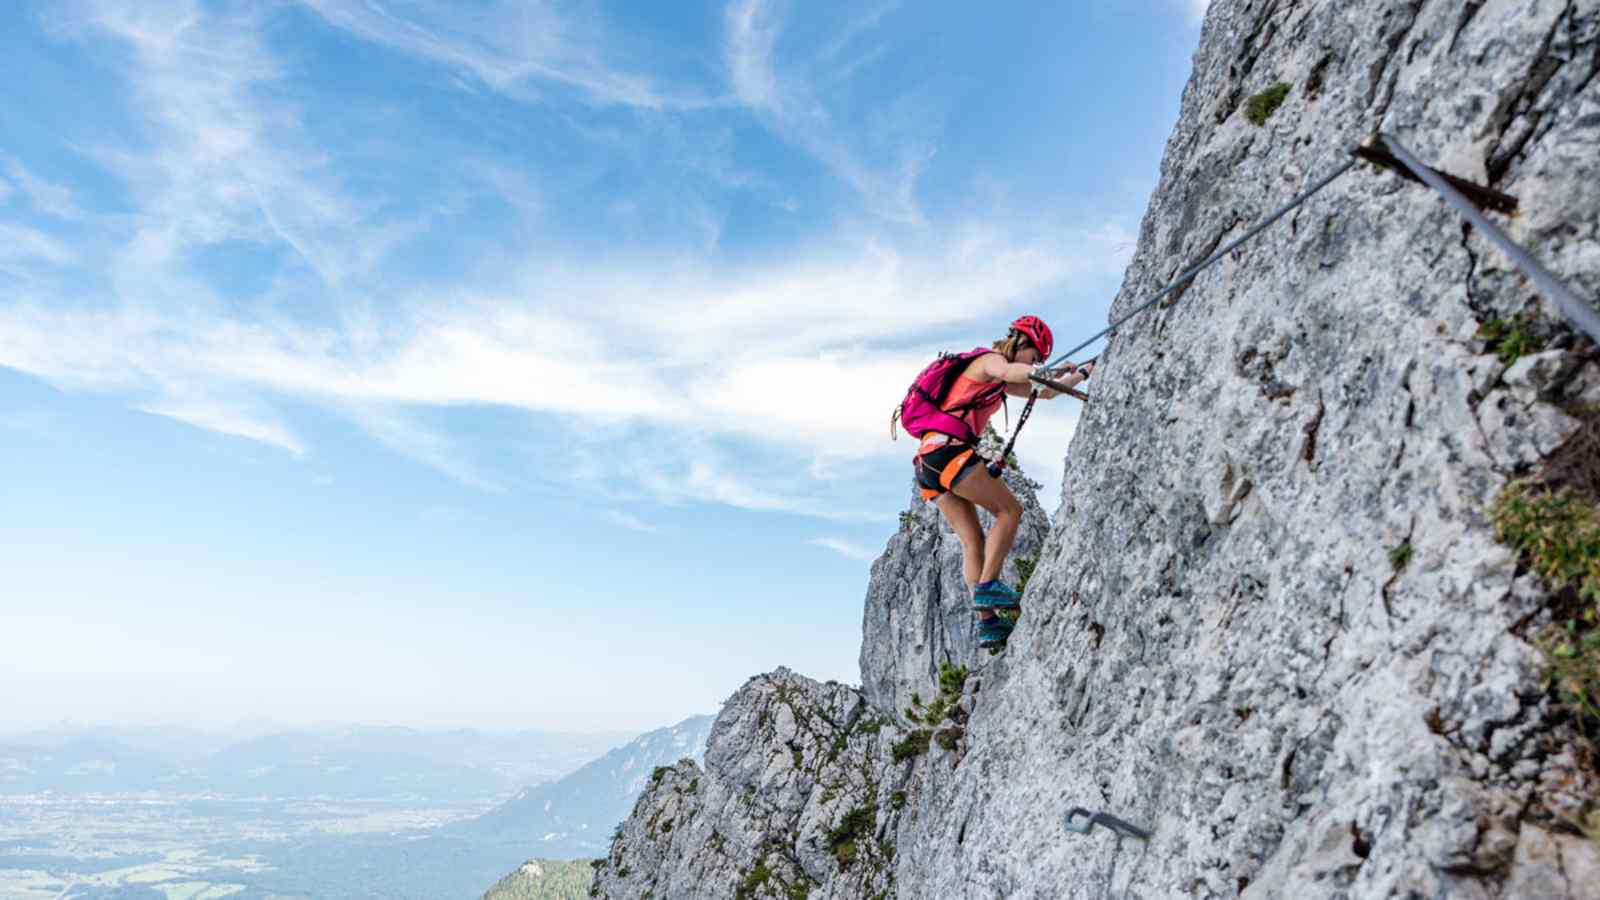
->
xmin=50 ymin=1 xmax=366 ymax=292
xmin=0 ymin=155 xmax=83 ymax=220
xmin=345 ymin=404 xmax=506 ymax=493
xmin=604 ymin=511 xmax=661 ymax=534
xmin=724 ymin=0 xmax=931 ymax=224
xmin=805 ymin=537 xmax=877 ymax=562
xmin=0 ymin=224 xmax=77 ymax=267
xmin=135 ymin=395 xmax=306 ymax=458
xmin=296 ymin=0 xmax=717 ymax=109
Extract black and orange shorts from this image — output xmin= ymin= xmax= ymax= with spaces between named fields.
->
xmin=915 ymin=440 xmax=985 ymax=501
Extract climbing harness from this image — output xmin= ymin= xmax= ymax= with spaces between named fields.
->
xmin=1063 ymin=806 xmax=1151 ymax=840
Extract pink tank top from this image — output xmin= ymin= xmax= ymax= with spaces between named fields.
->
xmin=918 ymin=373 xmax=1004 ymax=453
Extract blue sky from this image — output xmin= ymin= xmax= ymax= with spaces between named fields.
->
xmin=1 ymin=0 xmax=1205 ymax=733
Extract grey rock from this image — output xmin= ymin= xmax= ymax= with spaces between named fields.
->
xmin=589 ymin=668 xmax=919 ymax=900
xmin=1504 ymin=348 xmax=1584 ymax=402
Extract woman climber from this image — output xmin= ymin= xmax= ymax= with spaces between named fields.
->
xmin=892 ymin=315 xmax=1092 ymax=649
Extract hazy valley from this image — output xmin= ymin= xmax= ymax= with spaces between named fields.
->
xmin=0 ymin=719 xmax=710 ymax=899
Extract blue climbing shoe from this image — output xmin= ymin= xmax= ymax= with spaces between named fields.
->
xmin=976 ymin=615 xmax=1014 ymax=649
xmin=972 ymin=579 xmax=1022 ymax=611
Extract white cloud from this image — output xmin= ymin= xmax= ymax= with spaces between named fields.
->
xmin=806 ymin=537 xmax=878 ymax=561
xmin=1180 ymin=0 xmax=1211 ymax=24
xmin=2 ymin=201 xmax=1123 ymax=393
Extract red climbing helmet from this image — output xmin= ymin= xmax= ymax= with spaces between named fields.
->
xmin=1010 ymin=315 xmax=1053 ymax=359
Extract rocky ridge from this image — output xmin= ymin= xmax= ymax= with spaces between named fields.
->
xmin=592 ymin=0 xmax=1600 ymax=897
xmin=463 ymin=715 xmax=714 ymax=857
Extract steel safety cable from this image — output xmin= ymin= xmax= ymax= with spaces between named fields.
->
xmin=1038 ymin=157 xmax=1360 ymax=374
xmin=1377 ymin=133 xmax=1600 ymax=346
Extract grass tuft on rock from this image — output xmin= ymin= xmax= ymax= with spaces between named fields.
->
xmin=1494 ymin=483 xmax=1600 ymax=604
xmin=1477 ymin=314 xmax=1545 ymax=364
xmin=1245 ymin=82 xmax=1291 ymax=125
xmin=1389 ymin=541 xmax=1413 ymax=572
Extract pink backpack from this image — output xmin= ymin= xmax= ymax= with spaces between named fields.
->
xmin=891 ymin=347 xmax=1006 ymax=443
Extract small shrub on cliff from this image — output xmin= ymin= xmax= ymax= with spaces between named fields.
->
xmin=1494 ymin=464 xmax=1600 ymax=731
xmin=892 ymin=730 xmax=931 ymax=761
xmin=938 ymin=662 xmax=969 ymax=697
xmin=825 ymin=802 xmax=878 ymax=869
xmin=735 ymin=862 xmax=772 ymax=900
xmin=905 ymin=664 xmax=968 ymax=726
xmin=1014 ymin=550 xmax=1041 ymax=594
xmin=1245 ymin=82 xmax=1291 ymax=125
xmin=1477 ymin=314 xmax=1544 ymax=365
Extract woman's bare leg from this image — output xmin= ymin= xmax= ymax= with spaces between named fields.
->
xmin=950 ymin=467 xmax=1023 ymax=584
xmin=934 ymin=493 xmax=985 ymax=589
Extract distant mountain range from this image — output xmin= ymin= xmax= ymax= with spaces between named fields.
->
xmin=165 ymin=715 xmax=713 ymax=898
xmin=0 ymin=725 xmax=632 ymax=800
xmin=457 ymin=714 xmax=714 ymax=855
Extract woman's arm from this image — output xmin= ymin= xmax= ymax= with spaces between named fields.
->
xmin=977 ymin=354 xmax=1091 ymax=398
xmin=970 ymin=352 xmax=1043 ymax=386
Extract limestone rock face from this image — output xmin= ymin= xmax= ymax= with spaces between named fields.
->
xmin=589 ymin=668 xmax=916 ymax=900
xmin=594 ymin=0 xmax=1600 ymax=897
